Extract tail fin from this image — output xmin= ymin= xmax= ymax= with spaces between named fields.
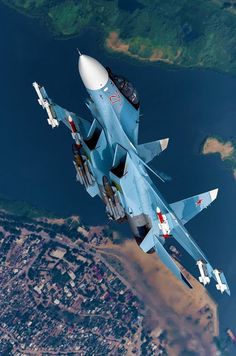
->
xmin=137 ymin=138 xmax=169 ymax=163
xmin=170 ymin=189 xmax=218 ymax=225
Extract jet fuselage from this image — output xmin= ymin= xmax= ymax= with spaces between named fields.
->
xmin=32 ymin=53 xmax=230 ymax=294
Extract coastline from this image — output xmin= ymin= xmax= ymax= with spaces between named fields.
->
xmin=1 ymin=1 xmax=236 ymax=76
xmin=105 ymin=31 xmax=174 ymax=64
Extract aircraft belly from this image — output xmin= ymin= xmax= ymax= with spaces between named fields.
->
xmin=88 ymin=145 xmax=112 ymax=186
xmin=118 ymin=158 xmax=156 ymax=230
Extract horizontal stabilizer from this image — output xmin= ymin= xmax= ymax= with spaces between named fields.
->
xmin=153 ymin=236 xmax=192 ymax=289
xmin=170 ymin=188 xmax=218 ymax=225
xmin=137 ymin=138 xmax=169 ymax=163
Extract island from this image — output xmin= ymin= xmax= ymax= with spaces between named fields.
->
xmin=202 ymin=136 xmax=236 ymax=179
xmin=2 ymin=0 xmax=236 ymax=74
xmin=0 ymin=197 xmax=226 ymax=355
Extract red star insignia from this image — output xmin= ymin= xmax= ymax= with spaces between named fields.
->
xmin=196 ymin=199 xmax=203 ymax=206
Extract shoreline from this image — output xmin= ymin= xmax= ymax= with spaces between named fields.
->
xmin=1 ymin=1 xmax=236 ymax=77
xmin=105 ymin=31 xmax=174 ymax=64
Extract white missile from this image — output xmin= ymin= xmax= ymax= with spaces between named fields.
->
xmin=156 ymin=207 xmax=171 ymax=238
xmin=73 ymin=161 xmax=85 ymax=186
xmin=33 ymin=82 xmax=44 ymax=106
xmin=33 ymin=82 xmax=59 ymax=128
xmin=44 ymin=100 xmax=59 ymax=128
xmin=104 ymin=196 xmax=114 ymax=219
xmin=108 ymin=198 xmax=118 ymax=220
xmin=83 ymin=161 xmax=94 ymax=186
xmin=114 ymin=194 xmax=125 ymax=218
xmin=213 ymin=269 xmax=228 ymax=294
xmin=73 ymin=161 xmax=83 ymax=185
xmin=196 ymin=260 xmax=210 ymax=286
xmin=68 ymin=116 xmax=82 ymax=144
xmin=79 ymin=166 xmax=90 ymax=187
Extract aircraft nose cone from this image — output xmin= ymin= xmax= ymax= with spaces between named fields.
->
xmin=78 ymin=54 xmax=109 ymax=90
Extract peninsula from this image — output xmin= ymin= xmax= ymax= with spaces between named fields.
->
xmin=2 ymin=0 xmax=236 ymax=74
xmin=202 ymin=137 xmax=236 ymax=179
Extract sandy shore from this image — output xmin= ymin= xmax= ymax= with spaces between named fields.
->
xmin=105 ymin=31 xmax=175 ymax=64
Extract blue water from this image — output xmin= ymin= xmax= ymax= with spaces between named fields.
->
xmin=0 ymin=3 xmax=236 ymax=346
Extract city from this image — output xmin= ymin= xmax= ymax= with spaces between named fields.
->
xmin=0 ymin=209 xmax=171 ymax=355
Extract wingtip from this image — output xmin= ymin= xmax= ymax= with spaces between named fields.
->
xmin=32 ymin=81 xmax=39 ymax=88
xmin=160 ymin=138 xmax=169 ymax=151
xmin=210 ymin=188 xmax=218 ymax=201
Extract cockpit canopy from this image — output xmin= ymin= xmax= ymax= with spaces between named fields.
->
xmin=106 ymin=67 xmax=140 ymax=109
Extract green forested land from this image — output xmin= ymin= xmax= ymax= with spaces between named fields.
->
xmin=3 ymin=0 xmax=236 ymax=73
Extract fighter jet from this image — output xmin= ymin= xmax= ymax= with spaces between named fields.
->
xmin=33 ymin=53 xmax=230 ymax=295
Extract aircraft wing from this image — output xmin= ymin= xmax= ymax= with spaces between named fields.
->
xmin=138 ymin=177 xmax=230 ymax=293
xmin=170 ymin=222 xmax=209 ymax=262
xmin=138 ymin=175 xmax=218 ymax=264
xmin=33 ymin=82 xmax=106 ymax=199
xmin=166 ymin=222 xmax=230 ymax=295
xmin=170 ymin=189 xmax=218 ymax=225
xmin=33 ymin=82 xmax=91 ymax=136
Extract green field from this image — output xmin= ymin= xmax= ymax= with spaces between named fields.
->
xmin=3 ymin=0 xmax=236 ymax=73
